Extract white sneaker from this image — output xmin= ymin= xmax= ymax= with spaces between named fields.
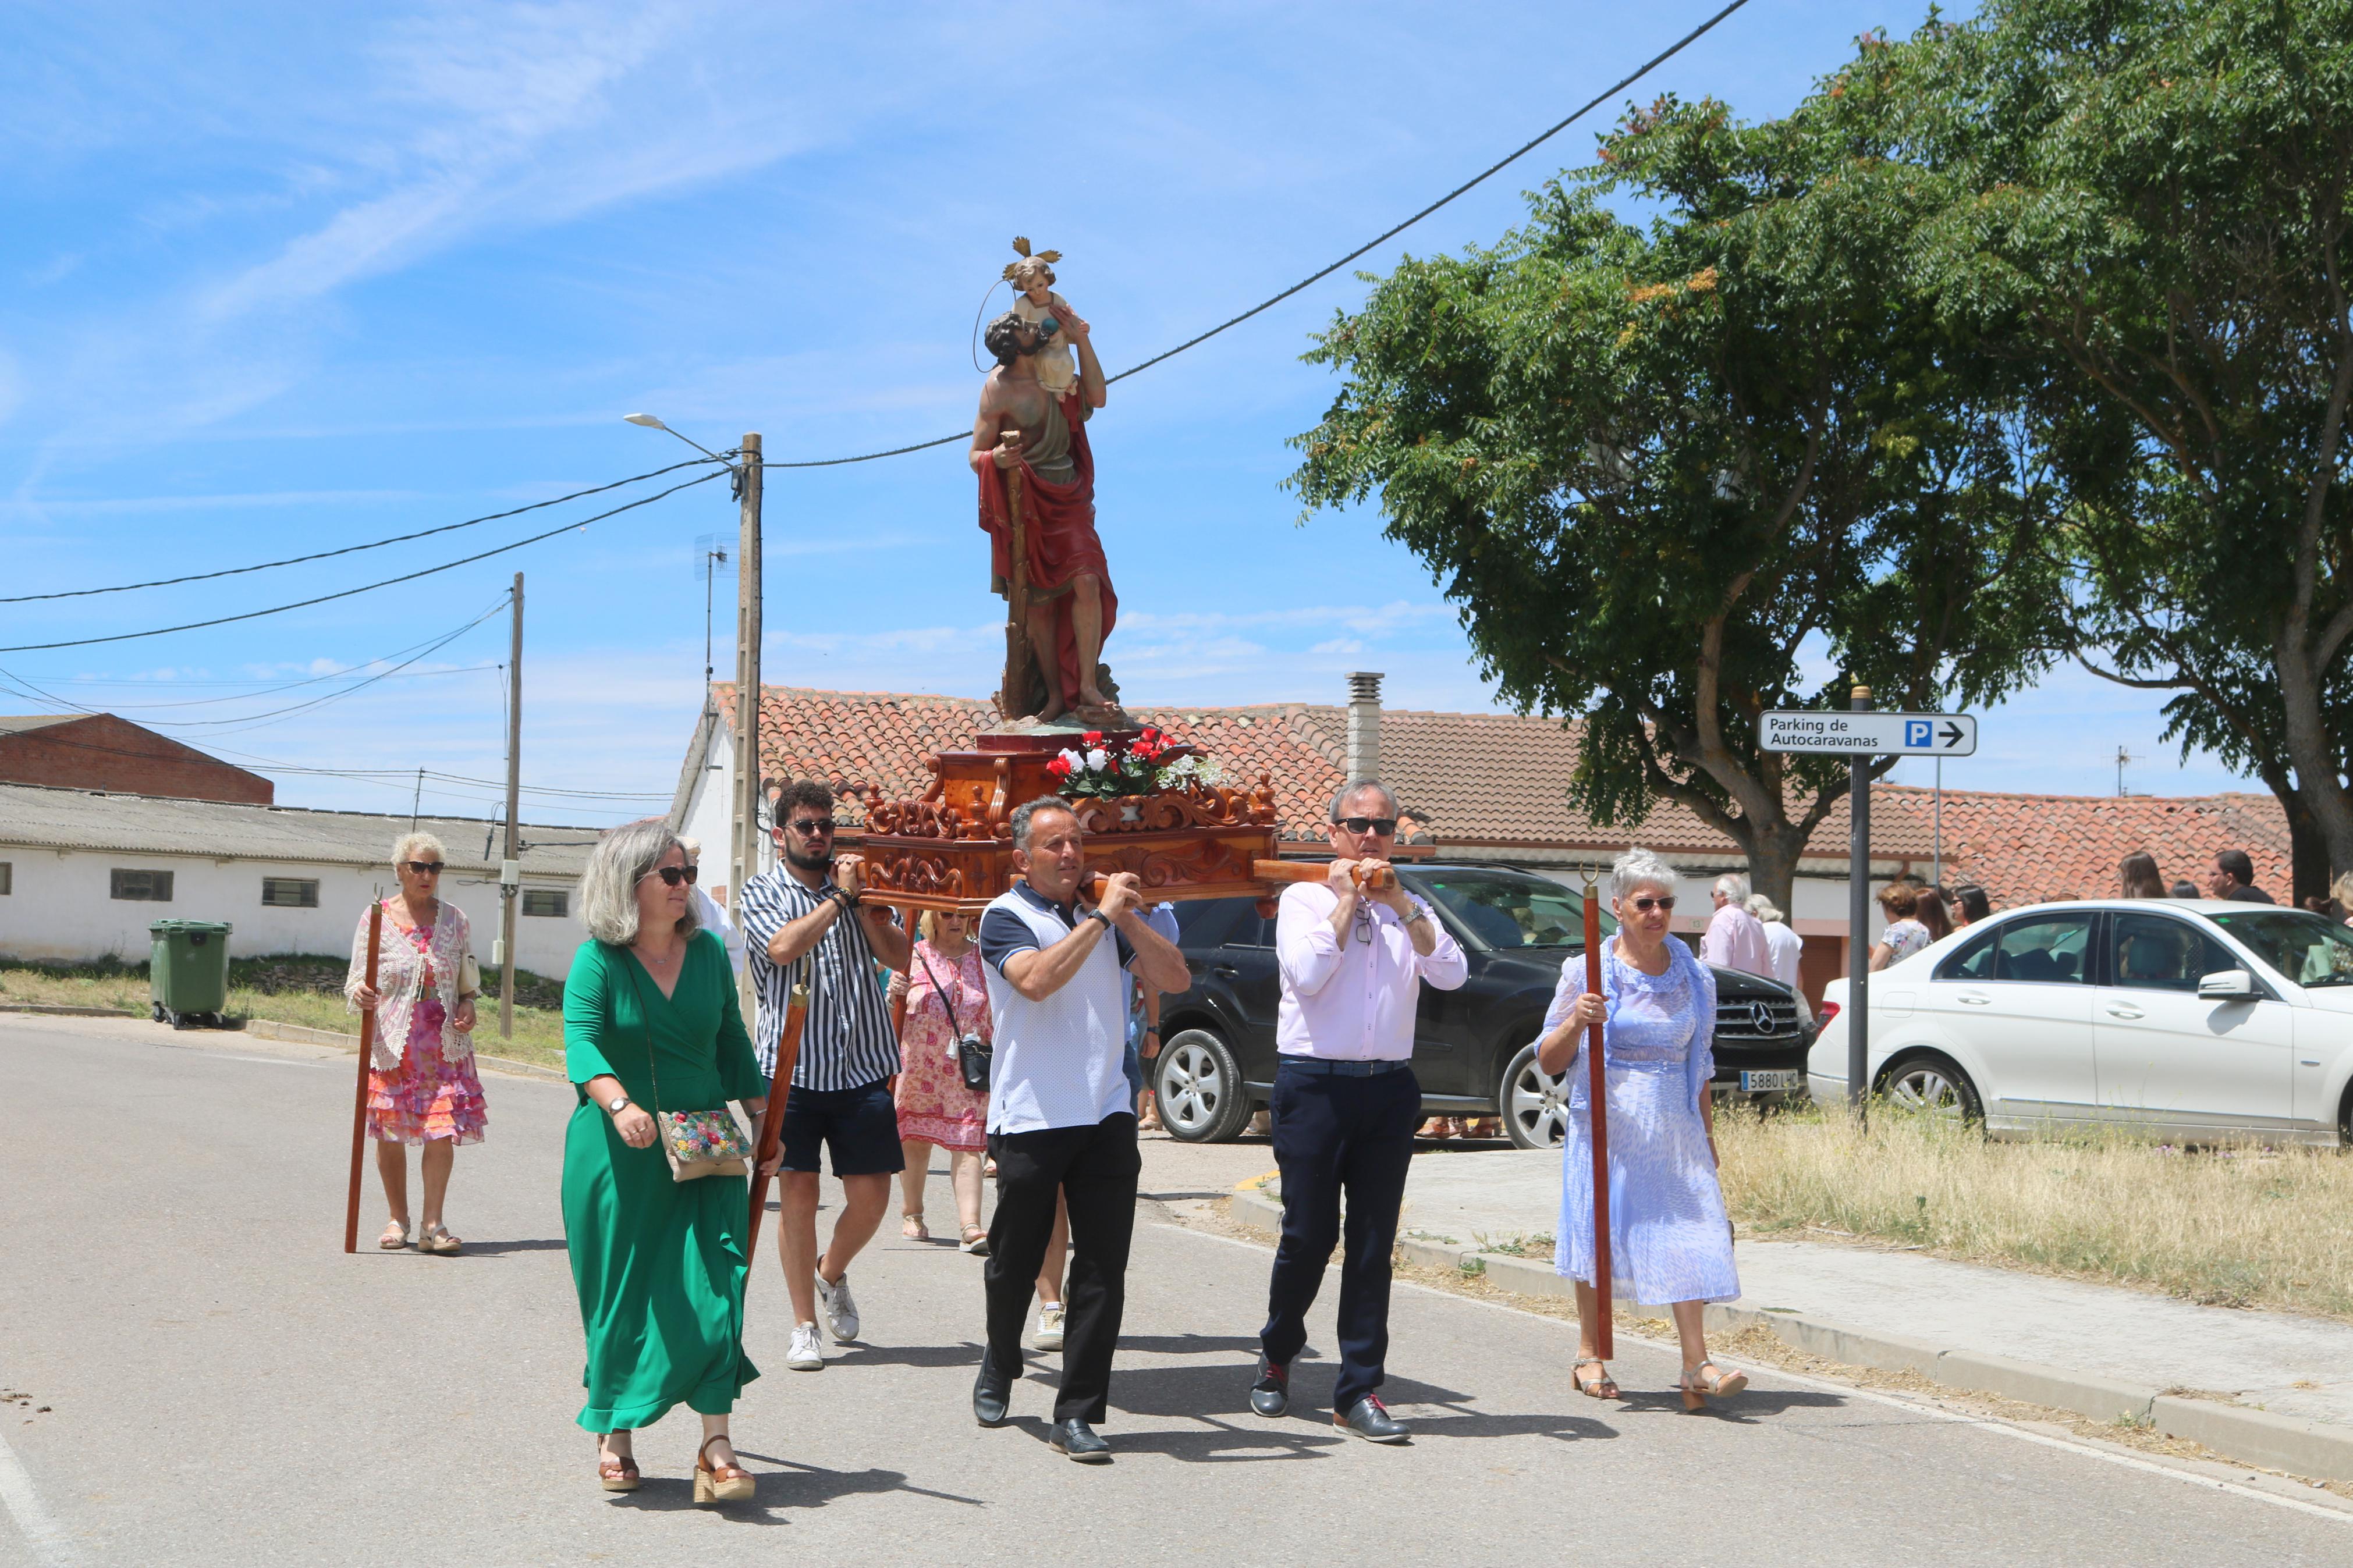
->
xmin=816 ymin=1271 xmax=860 ymax=1343
xmin=786 ymin=1322 xmax=824 ymax=1371
xmin=1034 ymin=1303 xmax=1066 ymax=1352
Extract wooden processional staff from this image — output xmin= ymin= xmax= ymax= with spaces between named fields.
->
xmin=342 ymin=899 xmax=384 ymax=1253
xmin=745 ymin=983 xmax=810 ymax=1270
xmin=1581 ymin=866 xmax=1614 ymax=1359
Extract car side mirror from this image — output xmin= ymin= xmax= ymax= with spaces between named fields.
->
xmin=2197 ymin=968 xmax=2254 ymax=1000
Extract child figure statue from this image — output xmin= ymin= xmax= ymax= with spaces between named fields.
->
xmin=1005 ymin=238 xmax=1077 ymax=397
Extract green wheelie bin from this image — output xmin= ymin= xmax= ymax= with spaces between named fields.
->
xmin=149 ymin=919 xmax=232 ymax=1029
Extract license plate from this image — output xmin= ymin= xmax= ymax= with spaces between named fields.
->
xmin=1740 ymin=1070 xmax=1801 ymax=1092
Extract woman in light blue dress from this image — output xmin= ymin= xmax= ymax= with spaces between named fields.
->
xmin=1536 ymin=847 xmax=1747 ymax=1409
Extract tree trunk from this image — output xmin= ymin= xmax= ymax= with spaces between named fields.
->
xmin=2275 ymin=638 xmax=2353 ymax=886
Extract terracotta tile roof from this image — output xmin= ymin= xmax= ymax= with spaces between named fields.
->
xmin=714 ymin=686 xmax=1947 ymax=861
xmin=1872 ymin=785 xmax=2290 ymax=908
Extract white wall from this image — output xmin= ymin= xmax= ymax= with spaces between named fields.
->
xmin=0 ymin=847 xmax=582 ymax=976
xmin=681 ymin=716 xmax=774 ymax=911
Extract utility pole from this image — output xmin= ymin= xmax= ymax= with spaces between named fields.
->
xmin=1847 ymin=684 xmax=1872 ymax=1119
xmin=499 ymin=572 xmax=523 ymax=1039
xmin=732 ymin=436 xmax=764 ymax=1019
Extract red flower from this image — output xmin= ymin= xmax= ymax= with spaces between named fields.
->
xmin=1083 ymin=730 xmax=1103 ymax=745
xmin=1046 ymin=755 xmax=1073 ymax=780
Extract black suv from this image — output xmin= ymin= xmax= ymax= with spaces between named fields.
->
xmin=1151 ymin=861 xmax=1808 ymax=1149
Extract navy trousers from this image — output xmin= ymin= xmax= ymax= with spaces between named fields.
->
xmin=1258 ymin=1062 xmax=1421 ymax=1411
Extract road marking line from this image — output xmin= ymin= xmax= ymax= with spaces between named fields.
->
xmin=1149 ymin=1222 xmax=2353 ymax=1526
xmin=0 ymin=1428 xmax=77 ymax=1566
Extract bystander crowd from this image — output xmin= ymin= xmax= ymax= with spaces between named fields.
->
xmin=2208 ymin=849 xmax=2274 ymax=904
xmin=2120 ymin=851 xmax=2167 ymax=899
xmin=1744 ymin=893 xmax=1809 ymax=1026
xmin=1869 ymin=882 xmax=1931 ymax=970
xmin=1700 ymin=872 xmax=1771 ymax=977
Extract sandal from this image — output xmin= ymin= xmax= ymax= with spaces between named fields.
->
xmin=959 ymin=1224 xmax=990 ymax=1257
xmin=417 ymin=1224 xmax=463 ymax=1256
xmin=1572 ymin=1359 xmax=1619 ymax=1400
xmin=901 ymin=1213 xmax=930 ymax=1242
xmin=1680 ymin=1361 xmax=1748 ymax=1410
xmin=694 ymin=1435 xmax=754 ymax=1504
xmin=597 ymin=1436 xmax=640 ymax=1494
xmin=378 ymin=1221 xmax=411 ymax=1251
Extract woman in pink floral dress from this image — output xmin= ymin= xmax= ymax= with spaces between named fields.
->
xmin=345 ymin=832 xmax=488 ymax=1254
xmin=888 ymin=910 xmax=992 ymax=1252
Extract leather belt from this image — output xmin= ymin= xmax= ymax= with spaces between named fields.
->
xmin=1277 ymin=1057 xmax=1410 ymax=1077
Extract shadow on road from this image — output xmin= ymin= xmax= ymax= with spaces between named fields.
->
xmin=1005 ymin=1412 xmax=1341 ymax=1463
xmin=445 ymin=1238 xmax=570 ymax=1256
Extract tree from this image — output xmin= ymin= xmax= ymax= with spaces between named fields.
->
xmin=1854 ymin=0 xmax=2353 ymax=892
xmin=1289 ymin=93 xmax=2061 ymax=911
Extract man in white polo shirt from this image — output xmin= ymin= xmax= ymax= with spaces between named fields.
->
xmin=970 ymin=795 xmax=1190 ymax=1463
xmin=1251 ymin=780 xmax=1467 ymax=1443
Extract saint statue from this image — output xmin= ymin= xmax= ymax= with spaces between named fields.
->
xmin=971 ymin=239 xmax=1119 ymax=724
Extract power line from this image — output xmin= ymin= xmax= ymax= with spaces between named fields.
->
xmin=147 ymin=599 xmax=510 ymax=731
xmin=757 ymin=0 xmax=1754 ymax=471
xmin=0 ymin=456 xmax=722 ymax=603
xmin=0 ymin=469 xmax=729 ymax=653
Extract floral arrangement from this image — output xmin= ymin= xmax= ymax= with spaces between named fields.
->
xmin=1046 ymin=727 xmax=1226 ymax=800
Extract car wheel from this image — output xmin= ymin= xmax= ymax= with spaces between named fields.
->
xmin=2337 ymin=1085 xmax=2352 ymax=1149
xmin=1875 ymin=1051 xmax=1982 ymax=1122
xmin=1155 ymin=1029 xmax=1252 ymax=1143
xmin=1499 ymin=1043 xmax=1572 ymax=1150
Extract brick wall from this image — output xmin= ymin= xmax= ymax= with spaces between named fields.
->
xmin=0 ymin=715 xmax=274 ymax=805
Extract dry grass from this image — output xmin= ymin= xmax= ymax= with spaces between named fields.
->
xmin=1713 ymin=1100 xmax=2353 ymax=1321
xmin=0 ymin=955 xmax=567 ymax=1069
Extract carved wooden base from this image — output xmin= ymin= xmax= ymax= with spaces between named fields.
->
xmin=855 ymin=727 xmax=1279 ymax=913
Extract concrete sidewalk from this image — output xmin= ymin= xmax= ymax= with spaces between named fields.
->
xmin=1231 ymin=1144 xmax=2353 ymax=1483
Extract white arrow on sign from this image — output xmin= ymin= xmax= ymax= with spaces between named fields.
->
xmin=1759 ymin=711 xmax=1978 ymax=756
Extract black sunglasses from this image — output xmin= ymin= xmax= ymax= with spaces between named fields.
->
xmin=643 ymin=864 xmax=700 ymax=887
xmin=787 ymin=818 xmax=838 ymax=835
xmin=1628 ymin=894 xmax=1676 ymax=912
xmin=404 ymin=861 xmax=445 ymax=876
xmin=1336 ymin=817 xmax=1398 ymax=836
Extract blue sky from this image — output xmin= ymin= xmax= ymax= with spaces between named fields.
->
xmin=0 ymin=0 xmax=2244 ymax=827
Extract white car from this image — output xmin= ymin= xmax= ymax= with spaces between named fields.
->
xmin=1807 ymin=898 xmax=2353 ymax=1144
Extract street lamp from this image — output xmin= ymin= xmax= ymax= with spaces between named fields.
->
xmin=623 ymin=412 xmax=730 ymax=464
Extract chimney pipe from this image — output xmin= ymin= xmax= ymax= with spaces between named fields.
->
xmin=1346 ymin=671 xmax=1383 ymax=785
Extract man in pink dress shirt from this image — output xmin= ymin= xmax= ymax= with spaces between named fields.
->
xmin=1700 ymin=872 xmax=1772 ymax=977
xmin=1248 ymin=781 xmax=1468 ymax=1444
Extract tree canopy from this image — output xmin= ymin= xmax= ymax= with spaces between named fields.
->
xmin=1289 ymin=88 xmax=2061 ymax=905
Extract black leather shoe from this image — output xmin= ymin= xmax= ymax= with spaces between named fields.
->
xmin=1049 ymin=1418 xmax=1112 ymax=1463
xmin=1249 ymin=1355 xmax=1290 ymax=1418
xmin=972 ymin=1357 xmax=1012 ymax=1428
xmin=1335 ymin=1396 xmax=1410 ymax=1444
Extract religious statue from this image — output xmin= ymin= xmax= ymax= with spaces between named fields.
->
xmin=971 ymin=238 xmax=1121 ymax=725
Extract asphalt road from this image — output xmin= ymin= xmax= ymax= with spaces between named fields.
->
xmin=4 ymin=1012 xmax=2349 ymax=1566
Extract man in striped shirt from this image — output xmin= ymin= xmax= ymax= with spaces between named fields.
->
xmin=740 ymin=778 xmax=911 ymax=1373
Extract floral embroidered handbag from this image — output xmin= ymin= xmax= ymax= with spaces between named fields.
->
xmin=624 ymin=957 xmax=753 ymax=1182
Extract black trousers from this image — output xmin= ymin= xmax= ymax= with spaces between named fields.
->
xmin=984 ymin=1112 xmax=1140 ymax=1424
xmin=1259 ymin=1062 xmax=1420 ymax=1411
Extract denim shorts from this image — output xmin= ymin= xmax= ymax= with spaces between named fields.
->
xmin=779 ymin=1078 xmax=906 ymax=1176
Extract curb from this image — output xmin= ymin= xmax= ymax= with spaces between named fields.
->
xmin=1227 ymin=1185 xmax=2353 ymax=1484
xmin=0 ymin=1002 xmax=136 ymax=1017
xmin=240 ymin=1017 xmax=566 ymax=1082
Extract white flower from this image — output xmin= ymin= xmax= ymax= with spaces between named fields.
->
xmin=1085 ymin=748 xmax=1109 ymax=771
xmin=1056 ymin=748 xmax=1084 ymax=770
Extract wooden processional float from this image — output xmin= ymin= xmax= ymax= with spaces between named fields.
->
xmin=853 ymin=728 xmax=1393 ymax=916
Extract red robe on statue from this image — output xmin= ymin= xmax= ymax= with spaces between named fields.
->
xmin=976 ymin=389 xmax=1117 ymax=707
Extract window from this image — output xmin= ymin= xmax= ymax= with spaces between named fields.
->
xmin=2210 ymin=909 xmax=2353 ymax=989
xmin=0 ymin=862 xmax=11 ymax=895
xmin=260 ymin=877 xmax=320 ymax=908
xmin=1938 ymin=912 xmax=2090 ymax=984
xmin=521 ymin=888 xmax=569 ymax=918
xmin=110 ymin=868 xmax=173 ymax=902
xmin=1411 ymin=867 xmax=1607 ymax=950
xmin=2110 ymin=912 xmax=2239 ymax=993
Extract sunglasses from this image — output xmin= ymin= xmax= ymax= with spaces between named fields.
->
xmin=404 ymin=861 xmax=445 ymax=876
xmin=787 ymin=818 xmax=838 ymax=835
xmin=1337 ymin=817 xmax=1399 ymax=836
xmin=642 ymin=864 xmax=700 ymax=887
xmin=1627 ymin=895 xmax=1676 ymax=913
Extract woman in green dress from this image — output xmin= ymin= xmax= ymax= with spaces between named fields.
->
xmin=563 ymin=817 xmax=778 ymax=1502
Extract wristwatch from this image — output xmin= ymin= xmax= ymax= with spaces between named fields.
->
xmin=606 ymin=1096 xmax=633 ymax=1117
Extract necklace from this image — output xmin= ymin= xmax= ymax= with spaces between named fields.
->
xmin=634 ymin=941 xmax=682 ymax=968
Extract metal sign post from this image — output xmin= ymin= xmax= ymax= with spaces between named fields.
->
xmin=1761 ymin=698 xmax=1981 ymax=1119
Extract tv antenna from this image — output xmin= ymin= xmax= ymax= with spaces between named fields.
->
xmin=695 ymin=535 xmax=733 ymax=688
xmin=2115 ymin=744 xmax=2139 ymax=797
